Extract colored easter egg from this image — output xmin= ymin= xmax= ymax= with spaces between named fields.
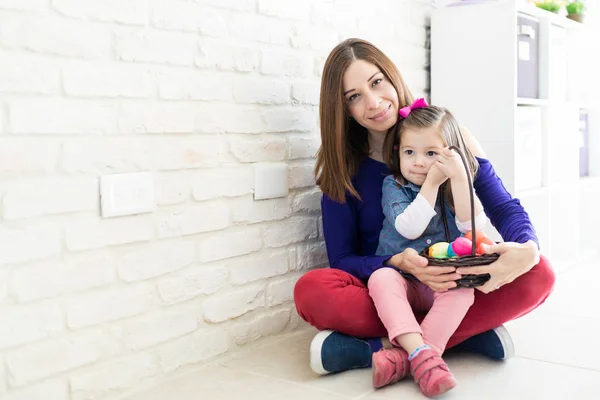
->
xmin=447 ymin=245 xmax=457 ymax=257
xmin=451 ymin=237 xmax=473 ymax=256
xmin=465 ymin=230 xmax=494 ymax=248
xmin=429 ymin=242 xmax=450 ymax=258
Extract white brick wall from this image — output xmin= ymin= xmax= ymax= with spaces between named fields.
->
xmin=0 ymin=0 xmax=431 ymax=397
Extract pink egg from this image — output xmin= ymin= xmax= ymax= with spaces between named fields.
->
xmin=451 ymin=237 xmax=473 ymax=256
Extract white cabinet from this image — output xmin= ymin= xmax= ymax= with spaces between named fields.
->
xmin=431 ymin=1 xmax=600 ymax=267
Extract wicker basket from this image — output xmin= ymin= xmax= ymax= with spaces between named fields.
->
xmin=420 ymin=145 xmax=498 ymax=288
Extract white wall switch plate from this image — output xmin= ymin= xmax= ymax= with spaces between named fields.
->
xmin=100 ymin=172 xmax=155 ymax=218
xmin=254 ymin=163 xmax=288 ymax=200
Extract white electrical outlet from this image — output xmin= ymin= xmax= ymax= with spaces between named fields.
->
xmin=100 ymin=172 xmax=155 ymax=218
xmin=254 ymin=163 xmax=288 ymax=200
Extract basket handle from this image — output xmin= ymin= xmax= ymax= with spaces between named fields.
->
xmin=447 ymin=145 xmax=478 ymax=257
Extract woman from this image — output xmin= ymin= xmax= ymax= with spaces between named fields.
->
xmin=293 ymin=38 xmax=555 ymax=376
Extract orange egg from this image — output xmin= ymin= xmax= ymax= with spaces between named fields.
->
xmin=465 ymin=230 xmax=494 ymax=248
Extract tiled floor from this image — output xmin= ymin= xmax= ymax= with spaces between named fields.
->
xmin=121 ymin=260 xmax=600 ymax=399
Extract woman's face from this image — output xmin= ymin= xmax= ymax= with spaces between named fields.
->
xmin=342 ymin=60 xmax=400 ymax=136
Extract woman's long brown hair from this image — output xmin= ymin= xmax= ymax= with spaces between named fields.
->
xmin=315 ymin=39 xmax=414 ymax=203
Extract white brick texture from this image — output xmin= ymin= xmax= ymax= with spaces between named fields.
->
xmin=154 ymin=171 xmax=190 ymax=205
xmin=156 ymin=202 xmax=230 ymax=238
xmin=0 ymin=269 xmax=8 ymax=304
xmin=157 ymin=70 xmax=233 ymax=101
xmin=0 ymin=357 xmax=4 ymax=394
xmin=121 ymin=308 xmax=198 ymax=351
xmin=258 ymin=0 xmax=311 ymax=21
xmin=289 ymin=161 xmax=318 ymax=188
xmin=53 ymin=0 xmax=148 ymax=25
xmin=267 ymin=275 xmax=300 ymax=306
xmin=0 ymin=15 xmax=112 ymax=59
xmin=230 ymin=14 xmax=290 ymax=46
xmin=292 ymin=188 xmax=322 ymax=213
xmin=115 ymin=29 xmax=198 ymax=66
xmin=157 ymin=265 xmax=228 ymax=305
xmin=263 ymin=217 xmax=318 ymax=248
xmin=197 ymin=39 xmax=260 ymax=72
xmin=296 ymin=241 xmax=329 ymax=270
xmin=6 ymin=329 xmax=120 ymax=387
xmin=228 ymin=249 xmax=290 ymax=285
xmin=261 ymin=50 xmax=313 ymax=78
xmin=65 ymin=215 xmax=154 ymax=252
xmin=12 ymin=252 xmax=115 ymax=302
xmin=0 ymin=138 xmax=59 ymax=175
xmin=202 ymin=283 xmax=266 ymax=323
xmin=228 ymin=135 xmax=287 ymax=162
xmin=63 ymin=62 xmax=154 ymax=98
xmin=152 ymin=1 xmax=227 ymax=36
xmin=10 ymin=99 xmax=117 ymax=135
xmin=289 ymin=136 xmax=320 ymax=159
xmin=262 ymin=107 xmax=317 ymax=133
xmin=291 ymin=81 xmax=320 ymax=105
xmin=191 ymin=168 xmax=254 ymax=201
xmin=198 ymin=227 xmax=263 ymax=263
xmin=0 ymin=0 xmax=432 ymax=397
xmin=119 ymin=103 xmax=196 ymax=134
xmin=234 ymin=76 xmax=290 ymax=104
xmin=66 ymin=285 xmax=155 ymax=329
xmin=232 ymin=195 xmax=292 ymax=224
xmin=0 ymin=222 xmax=61 ymax=266
xmin=0 ymin=52 xmax=60 ymax=95
xmin=116 ymin=240 xmax=195 ymax=282
xmin=0 ymin=303 xmax=63 ymax=350
xmin=61 ymin=138 xmax=152 ymax=174
xmin=231 ymin=309 xmax=290 ymax=345
xmin=0 ymin=0 xmax=47 ymax=12
xmin=151 ymin=137 xmax=228 ymax=169
xmin=3 ymin=177 xmax=98 ymax=220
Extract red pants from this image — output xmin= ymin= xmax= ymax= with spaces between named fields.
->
xmin=294 ymin=255 xmax=555 ymax=348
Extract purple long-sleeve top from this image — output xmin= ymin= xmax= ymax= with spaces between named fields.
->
xmin=321 ymin=157 xmax=539 ymax=282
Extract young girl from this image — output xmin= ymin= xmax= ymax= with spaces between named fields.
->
xmin=368 ymin=99 xmax=487 ymax=397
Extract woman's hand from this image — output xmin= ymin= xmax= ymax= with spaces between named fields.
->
xmin=435 ymin=148 xmax=467 ymax=181
xmin=456 ymin=240 xmax=540 ymax=294
xmin=388 ymin=248 xmax=462 ymax=292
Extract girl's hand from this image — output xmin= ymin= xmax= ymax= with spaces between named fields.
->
xmin=456 ymin=240 xmax=540 ymax=294
xmin=388 ymin=248 xmax=462 ymax=292
xmin=435 ymin=148 xmax=467 ymax=181
xmin=424 ymin=162 xmax=448 ymax=188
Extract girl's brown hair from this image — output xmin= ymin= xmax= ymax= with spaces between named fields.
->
xmin=382 ymin=106 xmax=479 ymax=209
xmin=315 ymin=38 xmax=414 ymax=203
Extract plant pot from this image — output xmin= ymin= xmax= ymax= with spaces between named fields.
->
xmin=567 ymin=13 xmax=584 ymax=23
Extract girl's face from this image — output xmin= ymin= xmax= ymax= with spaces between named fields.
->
xmin=399 ymin=125 xmax=445 ymax=186
xmin=342 ymin=60 xmax=399 ymax=136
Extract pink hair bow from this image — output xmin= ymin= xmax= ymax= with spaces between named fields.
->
xmin=399 ymin=98 xmax=429 ymax=118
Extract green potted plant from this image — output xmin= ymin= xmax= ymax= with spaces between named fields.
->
xmin=535 ymin=0 xmax=562 ymax=13
xmin=566 ymin=1 xmax=585 ymax=22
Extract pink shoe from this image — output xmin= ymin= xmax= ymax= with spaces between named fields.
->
xmin=409 ymin=349 xmax=457 ymax=397
xmin=372 ymin=347 xmax=410 ymax=388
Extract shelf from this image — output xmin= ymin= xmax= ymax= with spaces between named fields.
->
xmin=517 ymin=4 xmax=584 ymax=30
xmin=579 ymin=176 xmax=600 ymax=187
xmin=517 ymin=98 xmax=549 ymax=106
xmin=567 ymin=101 xmax=600 ymax=110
